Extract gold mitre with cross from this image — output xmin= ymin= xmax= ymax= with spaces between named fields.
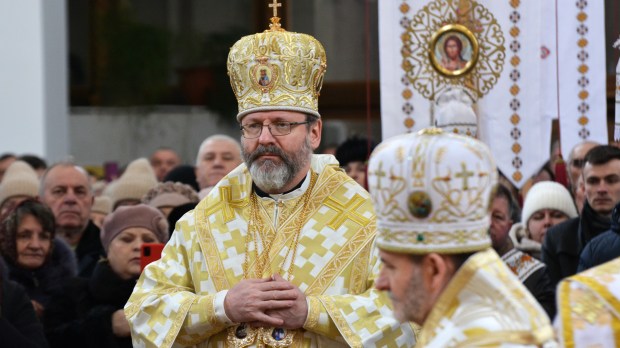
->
xmin=227 ymin=1 xmax=327 ymax=121
xmin=367 ymin=128 xmax=498 ymax=254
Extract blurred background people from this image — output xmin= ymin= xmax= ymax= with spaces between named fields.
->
xmin=44 ymin=204 xmax=168 ymax=348
xmin=335 ymin=136 xmax=375 ymax=190
xmin=149 ymin=148 xmax=181 ymax=182
xmin=194 ymin=134 xmax=242 ymax=198
xmin=567 ymin=141 xmax=599 ymax=197
xmin=0 ymin=160 xmax=40 ymax=216
xmin=489 ymin=184 xmax=556 ymax=318
xmin=107 ymin=158 xmax=158 ymax=210
xmin=0 ymin=200 xmax=76 ymax=319
xmin=163 ymin=164 xmax=200 ymax=192
xmin=18 ymin=155 xmax=48 ymax=178
xmin=39 ymin=162 xmax=103 ymax=278
xmin=141 ymin=181 xmax=199 ymax=218
xmin=573 ymin=174 xmax=587 ymax=214
xmin=90 ymin=196 xmax=112 ymax=229
xmin=0 ymin=153 xmax=16 ymax=183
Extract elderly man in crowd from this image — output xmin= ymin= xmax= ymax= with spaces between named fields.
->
xmin=126 ymin=5 xmax=416 ymax=348
xmin=566 ymin=141 xmax=599 ymax=208
xmin=149 ymin=147 xmax=181 ymax=182
xmin=369 ymin=128 xmax=555 ymax=346
xmin=39 ymin=162 xmax=103 ymax=277
xmin=194 ymin=134 xmax=242 ymax=198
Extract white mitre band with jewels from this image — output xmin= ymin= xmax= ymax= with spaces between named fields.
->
xmin=227 ymin=14 xmax=327 ymax=121
xmin=368 ymin=128 xmax=498 ymax=254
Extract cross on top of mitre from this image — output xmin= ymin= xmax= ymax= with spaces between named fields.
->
xmin=268 ymin=0 xmax=284 ymax=31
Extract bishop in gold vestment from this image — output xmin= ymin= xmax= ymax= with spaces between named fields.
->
xmin=368 ymin=128 xmax=557 ymax=347
xmin=125 ymin=156 xmax=417 ymax=347
xmin=125 ymin=3 xmax=416 ymax=347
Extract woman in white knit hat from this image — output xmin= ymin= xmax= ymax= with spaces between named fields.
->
xmin=510 ymin=181 xmax=578 ymax=259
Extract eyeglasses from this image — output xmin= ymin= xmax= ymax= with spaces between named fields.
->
xmin=240 ymin=121 xmax=310 ymax=139
xmin=571 ymin=158 xmax=585 ymax=168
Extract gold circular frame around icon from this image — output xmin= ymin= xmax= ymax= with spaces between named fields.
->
xmin=429 ymin=24 xmax=479 ymax=78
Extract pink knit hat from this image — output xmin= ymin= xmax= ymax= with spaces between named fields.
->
xmin=100 ymin=204 xmax=169 ymax=254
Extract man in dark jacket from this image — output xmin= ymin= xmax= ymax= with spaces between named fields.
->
xmin=543 ymin=145 xmax=620 ymax=287
xmin=39 ymin=162 xmax=104 ymax=277
xmin=578 ymin=201 xmax=620 ymax=271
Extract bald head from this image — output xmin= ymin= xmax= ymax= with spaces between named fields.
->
xmin=39 ymin=162 xmax=94 ymax=237
xmin=568 ymin=141 xmax=599 ymax=192
xmin=150 ymin=148 xmax=181 ymax=181
xmin=195 ymin=135 xmax=242 ymax=189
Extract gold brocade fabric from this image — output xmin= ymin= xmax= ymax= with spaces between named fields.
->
xmin=557 ymin=257 xmax=620 ymax=348
xmin=125 ymin=155 xmax=418 ymax=348
xmin=227 ymin=25 xmax=327 ymax=121
xmin=416 ymin=249 xmax=557 ymax=348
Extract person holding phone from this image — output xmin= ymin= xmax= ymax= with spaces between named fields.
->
xmin=44 ymin=204 xmax=168 ymax=348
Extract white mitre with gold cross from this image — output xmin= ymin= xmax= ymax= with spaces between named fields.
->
xmin=367 ymin=127 xmax=497 ymax=254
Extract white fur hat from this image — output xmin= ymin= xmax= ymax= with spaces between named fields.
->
xmin=521 ymin=181 xmax=578 ymax=225
xmin=368 ymin=128 xmax=497 ymax=254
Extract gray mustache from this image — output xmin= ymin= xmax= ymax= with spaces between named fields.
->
xmin=248 ymin=145 xmax=290 ymax=163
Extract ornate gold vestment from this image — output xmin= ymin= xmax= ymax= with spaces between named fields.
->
xmin=416 ymin=249 xmax=557 ymax=347
xmin=125 ymin=155 xmax=417 ymax=347
xmin=557 ymin=257 xmax=620 ymax=348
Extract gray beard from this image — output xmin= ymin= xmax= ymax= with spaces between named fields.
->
xmin=249 ymin=158 xmax=293 ymax=192
xmin=243 ymin=138 xmax=312 ymax=193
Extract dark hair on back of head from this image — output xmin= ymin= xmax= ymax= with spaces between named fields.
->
xmin=409 ymin=251 xmax=475 ymax=272
xmin=0 ymin=153 xmax=15 ymax=161
xmin=584 ymin=145 xmax=620 ymax=166
xmin=18 ymin=155 xmax=47 ymax=171
xmin=335 ymin=136 xmax=376 ymax=167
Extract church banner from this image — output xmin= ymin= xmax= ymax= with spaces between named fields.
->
xmin=554 ymin=0 xmax=608 ymax=158
xmin=379 ymin=0 xmax=607 ymax=188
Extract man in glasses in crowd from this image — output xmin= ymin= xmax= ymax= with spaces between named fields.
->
xmin=567 ymin=141 xmax=599 ymax=210
xmin=126 ymin=5 xmax=417 ymax=347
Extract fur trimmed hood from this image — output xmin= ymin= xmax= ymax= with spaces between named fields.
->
xmin=4 ymin=237 xmax=77 ymax=306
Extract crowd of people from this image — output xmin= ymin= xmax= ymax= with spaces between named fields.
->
xmin=2 ymin=4 xmax=620 ymax=348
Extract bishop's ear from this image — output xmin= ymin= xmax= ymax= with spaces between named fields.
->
xmin=422 ymin=253 xmax=454 ymax=295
